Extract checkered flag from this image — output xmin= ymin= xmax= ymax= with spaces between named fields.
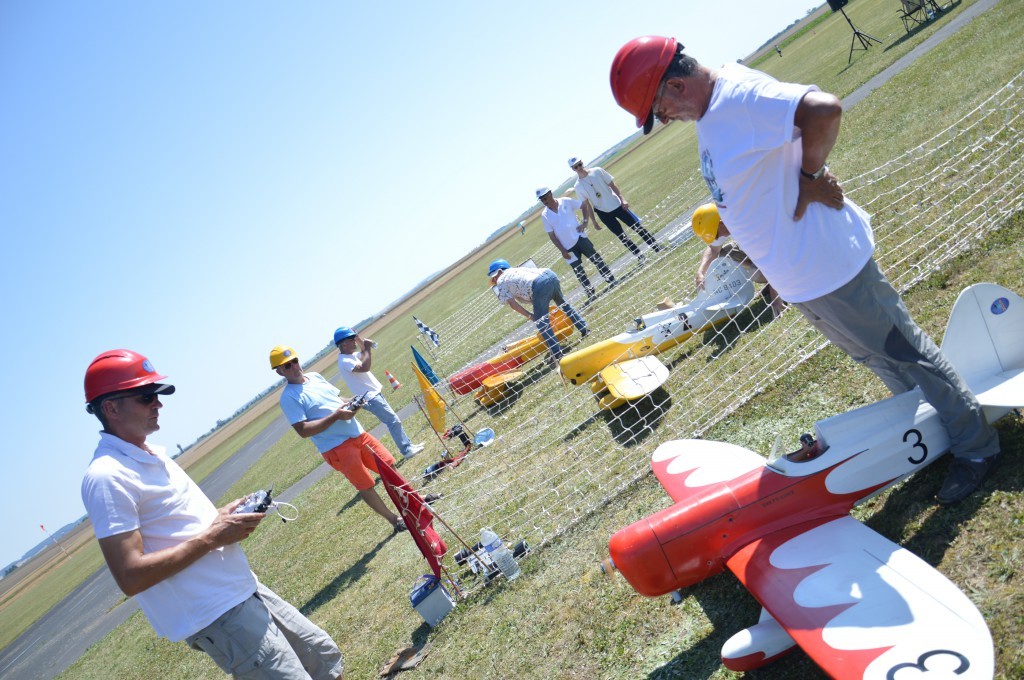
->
xmin=413 ymin=316 xmax=441 ymax=347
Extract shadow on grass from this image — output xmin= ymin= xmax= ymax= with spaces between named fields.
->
xmin=704 ymin=299 xmax=777 ymax=361
xmin=335 ymin=489 xmax=361 ymax=516
xmin=561 ymin=388 xmax=672 ymax=448
xmin=299 ymin=535 xmax=391 ymax=616
xmin=661 ymin=297 xmax=777 ymax=371
xmin=605 ymin=387 xmax=674 ymax=448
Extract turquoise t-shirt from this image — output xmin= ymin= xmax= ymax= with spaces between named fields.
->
xmin=279 ymin=372 xmax=363 ymax=453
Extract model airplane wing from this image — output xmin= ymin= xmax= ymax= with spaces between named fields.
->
xmin=651 ymin=439 xmax=764 ymax=503
xmin=725 ymin=515 xmax=993 ymax=679
xmin=599 ymin=356 xmax=669 ymax=399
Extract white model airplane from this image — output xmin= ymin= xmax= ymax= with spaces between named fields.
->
xmin=605 ymin=283 xmax=1024 ymax=678
xmin=560 ymin=256 xmax=756 ymax=409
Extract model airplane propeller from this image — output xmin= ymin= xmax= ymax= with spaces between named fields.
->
xmin=605 ymin=283 xmax=1024 ymax=678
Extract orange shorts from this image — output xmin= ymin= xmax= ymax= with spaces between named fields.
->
xmin=321 ymin=432 xmax=396 ymax=491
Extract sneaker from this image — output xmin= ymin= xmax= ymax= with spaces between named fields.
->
xmin=404 ymin=443 xmax=425 ymax=459
xmin=607 ymin=278 xmax=618 ymax=289
xmin=652 ymin=244 xmax=663 ymax=253
xmin=422 ymin=492 xmax=443 ymax=504
xmin=936 ymin=454 xmax=999 ymax=505
xmin=637 ymin=254 xmax=647 ymax=266
xmin=392 ymin=519 xmax=408 ymax=533
xmin=584 ymin=290 xmax=597 ymax=305
xmin=580 ymin=327 xmax=590 ymax=339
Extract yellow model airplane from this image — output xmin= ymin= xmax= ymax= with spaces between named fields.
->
xmin=560 ymin=257 xmax=755 ymax=409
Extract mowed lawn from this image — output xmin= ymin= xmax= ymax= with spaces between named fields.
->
xmin=5 ymin=0 xmax=1022 ymax=677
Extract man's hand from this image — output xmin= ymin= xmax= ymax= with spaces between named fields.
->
xmin=695 ymin=272 xmax=706 ymax=290
xmin=794 ymin=170 xmax=844 ymax=221
xmin=207 ymin=501 xmax=265 ymax=546
xmin=561 ymin=250 xmax=572 ymax=260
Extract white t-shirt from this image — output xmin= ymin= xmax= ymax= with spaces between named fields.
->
xmin=81 ymin=433 xmax=257 ymax=641
xmin=493 ymin=267 xmax=542 ymax=305
xmin=337 ymin=352 xmax=383 ymax=400
xmin=541 ymin=197 xmax=586 ymax=249
xmin=573 ymin=167 xmax=621 ymax=212
xmin=695 ymin=63 xmax=873 ymax=303
xmin=279 ymin=372 xmax=363 ymax=453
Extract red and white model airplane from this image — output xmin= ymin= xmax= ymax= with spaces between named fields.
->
xmin=607 ymin=283 xmax=1024 ymax=679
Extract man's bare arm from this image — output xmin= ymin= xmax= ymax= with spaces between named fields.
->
xmin=98 ymin=501 xmax=262 ymax=596
xmin=793 ymin=91 xmax=845 ymax=220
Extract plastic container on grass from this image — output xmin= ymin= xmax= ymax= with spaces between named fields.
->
xmin=480 ymin=527 xmax=521 ymax=580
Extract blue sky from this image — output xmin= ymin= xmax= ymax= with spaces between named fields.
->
xmin=0 ymin=1 xmax=819 ymax=569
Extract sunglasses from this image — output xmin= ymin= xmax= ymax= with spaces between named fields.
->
xmin=112 ymin=392 xmax=160 ymax=405
xmin=572 ymin=163 xmax=583 ymax=169
xmin=280 ymin=359 xmax=299 ymax=369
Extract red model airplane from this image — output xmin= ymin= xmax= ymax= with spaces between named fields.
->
xmin=607 ymin=283 xmax=1024 ymax=679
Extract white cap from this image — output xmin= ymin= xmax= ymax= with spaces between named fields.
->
xmin=535 ymin=187 xmax=551 ymax=200
xmin=568 ymin=157 xmax=582 ymax=167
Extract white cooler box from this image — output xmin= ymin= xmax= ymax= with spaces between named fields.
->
xmin=409 ymin=575 xmax=456 ymax=627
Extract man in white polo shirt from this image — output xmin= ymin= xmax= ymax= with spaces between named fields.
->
xmin=81 ymin=349 xmax=343 ymax=679
xmin=537 ymin=186 xmax=616 ymax=302
xmin=569 ymin=156 xmax=662 ymax=264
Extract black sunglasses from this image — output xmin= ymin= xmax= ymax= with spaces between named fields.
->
xmin=113 ymin=392 xmax=160 ymax=405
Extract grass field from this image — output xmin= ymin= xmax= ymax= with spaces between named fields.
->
xmin=6 ymin=0 xmax=1023 ymax=676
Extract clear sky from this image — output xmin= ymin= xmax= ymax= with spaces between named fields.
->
xmin=0 ymin=1 xmax=819 ymax=569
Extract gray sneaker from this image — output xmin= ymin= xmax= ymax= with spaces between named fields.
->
xmin=936 ymin=454 xmax=999 ymax=505
xmin=404 ymin=443 xmax=425 ymax=459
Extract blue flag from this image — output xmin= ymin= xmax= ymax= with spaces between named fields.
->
xmin=411 ymin=345 xmax=440 ymax=385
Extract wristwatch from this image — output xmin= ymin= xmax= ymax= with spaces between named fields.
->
xmin=800 ymin=164 xmax=828 ymax=180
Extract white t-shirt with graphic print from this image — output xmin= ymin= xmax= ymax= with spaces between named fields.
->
xmin=695 ymin=63 xmax=873 ymax=303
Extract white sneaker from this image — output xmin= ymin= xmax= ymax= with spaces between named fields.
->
xmin=404 ymin=443 xmax=425 ymax=459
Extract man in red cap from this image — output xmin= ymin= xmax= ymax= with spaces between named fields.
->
xmin=608 ymin=37 xmax=999 ymax=504
xmin=81 ymin=349 xmax=344 ymax=679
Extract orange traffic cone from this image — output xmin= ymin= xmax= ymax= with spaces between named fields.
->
xmin=385 ymin=370 xmax=402 ymax=390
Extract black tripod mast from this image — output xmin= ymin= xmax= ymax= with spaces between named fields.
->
xmin=840 ymin=8 xmax=882 ymax=63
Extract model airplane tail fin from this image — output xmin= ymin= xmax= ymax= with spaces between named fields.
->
xmin=941 ymin=283 xmax=1024 ymax=410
